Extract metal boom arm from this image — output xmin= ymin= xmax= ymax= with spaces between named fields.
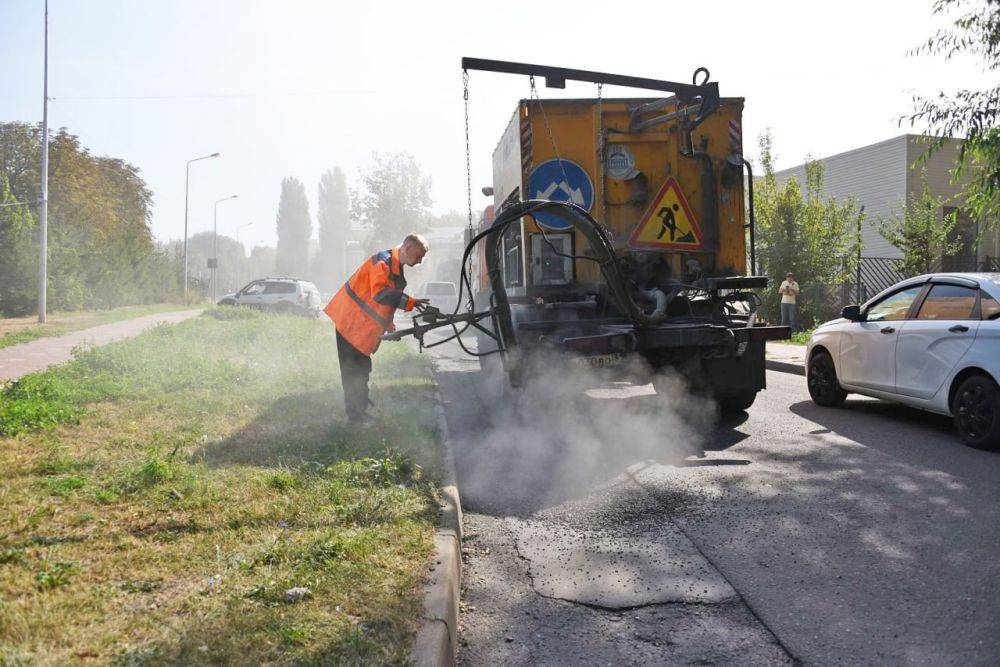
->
xmin=461 ymin=57 xmax=720 ymax=124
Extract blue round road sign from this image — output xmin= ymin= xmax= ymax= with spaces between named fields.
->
xmin=526 ymin=158 xmax=594 ymax=230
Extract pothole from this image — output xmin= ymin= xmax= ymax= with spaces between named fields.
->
xmin=514 ymin=519 xmax=735 ymax=609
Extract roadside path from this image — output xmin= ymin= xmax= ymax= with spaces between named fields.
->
xmin=765 ymin=341 xmax=806 ymax=375
xmin=0 ymin=309 xmax=202 ymax=382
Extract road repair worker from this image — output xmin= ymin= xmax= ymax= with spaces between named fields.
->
xmin=324 ymin=233 xmax=429 ymax=423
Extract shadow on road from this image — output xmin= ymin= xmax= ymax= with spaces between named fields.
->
xmin=621 ymin=392 xmax=1000 ymax=663
xmin=788 ymin=396 xmax=994 ymax=474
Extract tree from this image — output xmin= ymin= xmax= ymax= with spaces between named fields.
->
xmin=427 ymin=210 xmax=467 ymax=228
xmin=275 ymin=176 xmax=312 ymax=278
xmin=908 ymin=0 xmax=1000 ymax=222
xmin=0 ymin=174 xmax=38 ymax=315
xmin=876 ymin=183 xmax=961 ymax=275
xmin=249 ymin=245 xmax=277 ymax=282
xmin=754 ymin=131 xmax=862 ymax=327
xmin=0 ymin=122 xmax=177 ymax=315
xmin=352 ymin=152 xmax=431 ymax=251
xmin=168 ymin=232 xmax=247 ymax=298
xmin=314 ymin=167 xmax=349 ymax=289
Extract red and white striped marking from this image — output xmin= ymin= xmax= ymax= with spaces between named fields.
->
xmin=729 ymin=120 xmax=742 ymax=155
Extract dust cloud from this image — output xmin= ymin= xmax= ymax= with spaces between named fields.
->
xmin=459 ymin=350 xmax=719 ymax=515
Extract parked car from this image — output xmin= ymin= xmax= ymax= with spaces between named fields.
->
xmin=416 ymin=281 xmax=459 ymax=314
xmin=806 ymin=273 xmax=1000 ymax=449
xmin=218 ymin=278 xmax=322 ymax=316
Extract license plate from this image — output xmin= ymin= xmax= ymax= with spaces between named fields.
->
xmin=575 ymin=353 xmax=625 ymax=368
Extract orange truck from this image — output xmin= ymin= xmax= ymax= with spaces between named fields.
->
xmin=390 ymin=59 xmax=789 ymax=411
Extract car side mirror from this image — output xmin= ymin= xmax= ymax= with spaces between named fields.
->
xmin=841 ymin=305 xmax=863 ymax=322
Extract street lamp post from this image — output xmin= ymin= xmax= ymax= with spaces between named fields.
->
xmin=212 ymin=195 xmax=238 ymax=302
xmin=38 ymin=0 xmax=49 ymax=323
xmin=183 ymin=152 xmax=220 ymax=299
xmin=235 ymin=221 xmax=253 ymax=289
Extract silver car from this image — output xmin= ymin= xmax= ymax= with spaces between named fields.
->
xmin=218 ymin=278 xmax=322 ymax=316
xmin=417 ymin=281 xmax=459 ymax=314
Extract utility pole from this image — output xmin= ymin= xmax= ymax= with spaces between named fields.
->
xmin=183 ymin=152 xmax=220 ymax=298
xmin=38 ymin=0 xmax=49 ymax=323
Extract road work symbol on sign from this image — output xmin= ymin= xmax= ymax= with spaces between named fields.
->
xmin=628 ymin=177 xmax=703 ymax=250
xmin=527 ymin=158 xmax=594 ymax=230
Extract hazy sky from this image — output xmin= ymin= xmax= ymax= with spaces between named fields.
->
xmin=2 ymin=0 xmax=988 ymax=249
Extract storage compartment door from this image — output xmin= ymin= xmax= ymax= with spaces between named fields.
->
xmin=530 ymin=233 xmax=573 ymax=285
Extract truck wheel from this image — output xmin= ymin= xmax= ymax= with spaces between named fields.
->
xmin=952 ymin=374 xmax=1000 ymax=451
xmin=808 ymin=351 xmax=847 ymax=407
xmin=716 ymin=391 xmax=757 ymax=413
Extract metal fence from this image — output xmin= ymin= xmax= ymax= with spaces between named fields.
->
xmin=785 ymin=256 xmax=1000 ymax=329
xmin=854 ymin=255 xmax=1000 ymax=303
xmin=857 ymin=257 xmax=905 ymax=301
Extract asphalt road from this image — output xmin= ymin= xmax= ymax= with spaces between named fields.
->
xmin=422 ymin=338 xmax=1000 ymax=666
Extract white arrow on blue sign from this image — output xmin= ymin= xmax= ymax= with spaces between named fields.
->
xmin=527 ymin=158 xmax=594 ymax=230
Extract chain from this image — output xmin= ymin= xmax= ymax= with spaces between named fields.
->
xmin=595 ymin=83 xmax=606 ymax=225
xmin=462 ymin=69 xmax=476 ymax=308
xmin=463 ymin=69 xmax=473 ymax=231
xmin=529 ymin=75 xmax=570 ymax=194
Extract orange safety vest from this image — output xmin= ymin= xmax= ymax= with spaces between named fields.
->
xmin=325 ymin=247 xmax=416 ymax=355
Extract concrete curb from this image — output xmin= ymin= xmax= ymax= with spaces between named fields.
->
xmin=411 ymin=390 xmax=463 ymax=667
xmin=765 ymin=358 xmax=806 ymax=377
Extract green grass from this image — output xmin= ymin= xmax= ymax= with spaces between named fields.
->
xmin=0 ymin=306 xmax=441 ymax=664
xmin=787 ymin=329 xmax=815 ymax=345
xmin=0 ymin=303 xmax=194 ymax=351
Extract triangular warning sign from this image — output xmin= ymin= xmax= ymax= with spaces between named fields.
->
xmin=628 ymin=177 xmax=703 ymax=251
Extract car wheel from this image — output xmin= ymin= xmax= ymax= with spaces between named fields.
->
xmin=808 ymin=351 xmax=847 ymax=407
xmin=716 ymin=391 xmax=757 ymax=413
xmin=952 ymin=375 xmax=1000 ymax=451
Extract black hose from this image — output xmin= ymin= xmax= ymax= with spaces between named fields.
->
xmin=439 ymin=199 xmax=675 ymax=359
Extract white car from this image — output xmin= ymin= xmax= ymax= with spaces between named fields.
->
xmin=218 ymin=278 xmax=323 ymax=316
xmin=807 ymin=273 xmax=1000 ymax=450
xmin=416 ymin=281 xmax=460 ymax=314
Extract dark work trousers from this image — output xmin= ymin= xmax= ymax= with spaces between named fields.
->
xmin=336 ymin=331 xmax=372 ymax=421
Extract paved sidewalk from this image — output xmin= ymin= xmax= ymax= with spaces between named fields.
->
xmin=765 ymin=341 xmax=807 ymax=376
xmin=0 ymin=309 xmax=202 ymax=382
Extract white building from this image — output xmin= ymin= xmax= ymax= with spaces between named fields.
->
xmin=773 ymin=135 xmax=999 ymax=271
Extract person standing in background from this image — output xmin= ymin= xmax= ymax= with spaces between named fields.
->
xmin=779 ymin=272 xmax=800 ymax=333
